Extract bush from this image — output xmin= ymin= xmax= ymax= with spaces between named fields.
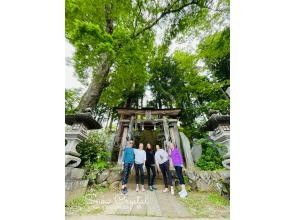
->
xmin=76 ymin=131 xmax=112 ymax=178
xmin=179 ymin=121 xmax=207 ymax=141
xmin=196 ymin=138 xmax=223 ymax=170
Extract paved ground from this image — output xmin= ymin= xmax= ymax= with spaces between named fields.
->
xmin=102 ymin=184 xmax=193 ymax=218
xmin=66 ymin=214 xmax=214 ymax=220
xmin=66 ymin=173 xmax=229 ymax=219
xmin=66 ymin=173 xmax=197 ymax=219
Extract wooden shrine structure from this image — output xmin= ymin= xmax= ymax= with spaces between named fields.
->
xmin=114 ymin=107 xmax=187 ymax=166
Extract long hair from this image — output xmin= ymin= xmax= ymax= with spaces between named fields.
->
xmin=146 ymin=143 xmax=152 ymax=151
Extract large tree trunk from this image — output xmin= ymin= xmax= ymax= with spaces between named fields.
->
xmin=77 ymin=4 xmax=114 ymax=112
xmin=77 ymin=53 xmax=112 ymax=112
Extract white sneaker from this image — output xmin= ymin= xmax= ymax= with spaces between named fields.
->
xmin=179 ymin=190 xmax=188 ymax=198
xmin=136 ymin=185 xmax=139 ymax=192
xmin=171 ymin=187 xmax=175 ymax=195
xmin=163 ymin=188 xmax=169 ymax=193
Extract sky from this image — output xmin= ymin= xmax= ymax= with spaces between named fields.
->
xmin=65 ymin=40 xmax=83 ymax=90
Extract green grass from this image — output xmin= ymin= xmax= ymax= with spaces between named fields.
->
xmin=65 ymin=185 xmax=108 ymax=216
xmin=208 ymin=192 xmax=230 ymax=206
xmin=65 ymin=196 xmax=87 ymax=208
xmin=177 ymin=191 xmax=230 ymax=218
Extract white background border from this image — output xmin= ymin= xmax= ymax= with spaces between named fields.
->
xmin=0 ymin=0 xmax=294 ymax=219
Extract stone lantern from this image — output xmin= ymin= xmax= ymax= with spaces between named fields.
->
xmin=204 ymin=112 xmax=230 ymax=169
xmin=65 ymin=112 xmax=101 ymax=201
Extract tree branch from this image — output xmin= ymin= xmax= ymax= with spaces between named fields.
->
xmin=132 ymin=0 xmax=226 ymax=38
xmin=133 ymin=0 xmax=199 ymax=38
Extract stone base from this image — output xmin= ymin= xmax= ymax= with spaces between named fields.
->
xmin=65 ymin=155 xmax=81 ymax=168
xmin=65 ymin=167 xmax=85 ymax=180
xmin=65 ymin=179 xmax=88 ymax=202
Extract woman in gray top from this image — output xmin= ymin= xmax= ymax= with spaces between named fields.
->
xmin=134 ymin=143 xmax=146 ymax=192
xmin=155 ymin=144 xmax=174 ymax=195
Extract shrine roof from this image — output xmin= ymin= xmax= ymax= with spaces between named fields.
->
xmin=116 ymin=108 xmax=181 ymax=116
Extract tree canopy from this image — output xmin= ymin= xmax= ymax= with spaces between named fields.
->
xmin=65 ymin=0 xmax=230 ymax=139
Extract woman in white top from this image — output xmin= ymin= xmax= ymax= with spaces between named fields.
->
xmin=134 ymin=143 xmax=146 ymax=192
xmin=155 ymin=144 xmax=174 ymax=195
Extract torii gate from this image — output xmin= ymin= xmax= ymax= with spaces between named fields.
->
xmin=114 ymin=108 xmax=194 ymax=169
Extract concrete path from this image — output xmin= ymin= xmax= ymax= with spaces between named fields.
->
xmin=66 ymin=214 xmax=213 ymax=220
xmin=66 ymin=174 xmax=196 ymax=219
xmin=102 ymin=184 xmax=192 ymax=218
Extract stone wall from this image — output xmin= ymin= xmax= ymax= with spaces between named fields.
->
xmin=95 ymin=167 xmax=123 ymax=191
xmin=184 ymin=169 xmax=230 ymax=198
xmin=65 ymin=179 xmax=89 ymax=201
xmin=94 ymin=167 xmax=229 ymax=198
xmin=65 ymin=167 xmax=88 ymax=202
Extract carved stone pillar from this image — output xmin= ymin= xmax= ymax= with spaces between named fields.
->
xmin=169 ymin=122 xmax=183 ymax=156
xmin=117 ymin=126 xmax=128 ymax=165
xmin=127 ymin=115 xmax=135 ymax=141
xmin=162 ymin=116 xmax=170 ymax=151
xmin=173 ymin=124 xmax=181 ymax=152
xmin=179 ymin=132 xmax=194 ymax=170
xmin=65 ymin=123 xmax=88 ymax=167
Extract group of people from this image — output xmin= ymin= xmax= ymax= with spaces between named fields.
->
xmin=121 ymin=140 xmax=188 ymax=198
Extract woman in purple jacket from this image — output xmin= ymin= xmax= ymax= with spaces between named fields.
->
xmin=168 ymin=142 xmax=188 ymax=198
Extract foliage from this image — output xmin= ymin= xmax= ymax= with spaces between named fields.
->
xmin=180 ymin=122 xmax=206 ymax=140
xmin=76 ymin=130 xmax=112 ymax=177
xmin=66 ymin=0 xmax=229 ymax=111
xmin=196 ymin=27 xmax=230 ymax=81
xmin=65 ymin=88 xmax=82 ymax=114
xmin=196 ymin=138 xmax=223 ymax=170
xmin=148 ymin=48 xmax=229 ymax=140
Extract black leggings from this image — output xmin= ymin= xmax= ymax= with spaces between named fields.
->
xmin=134 ymin=163 xmax=144 ymax=185
xmin=159 ymin=160 xmax=173 ymax=188
xmin=146 ymin=164 xmax=156 ymax=186
xmin=175 ymin=166 xmax=185 ymax=185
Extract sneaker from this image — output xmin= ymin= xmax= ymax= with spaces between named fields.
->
xmin=163 ymin=188 xmax=169 ymax=193
xmin=152 ymin=185 xmax=157 ymax=190
xmin=141 ymin=186 xmax=145 ymax=192
xmin=121 ymin=188 xmax=127 ymax=194
xmin=179 ymin=190 xmax=188 ymax=198
xmin=171 ymin=187 xmax=175 ymax=195
xmin=136 ymin=185 xmax=139 ymax=192
xmin=149 ymin=186 xmax=153 ymax=191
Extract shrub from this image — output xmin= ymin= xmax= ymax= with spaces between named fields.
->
xmin=76 ymin=130 xmax=112 ymax=178
xmin=196 ymin=138 xmax=223 ymax=170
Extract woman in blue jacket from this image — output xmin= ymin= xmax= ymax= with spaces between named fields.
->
xmin=121 ymin=140 xmax=135 ymax=194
